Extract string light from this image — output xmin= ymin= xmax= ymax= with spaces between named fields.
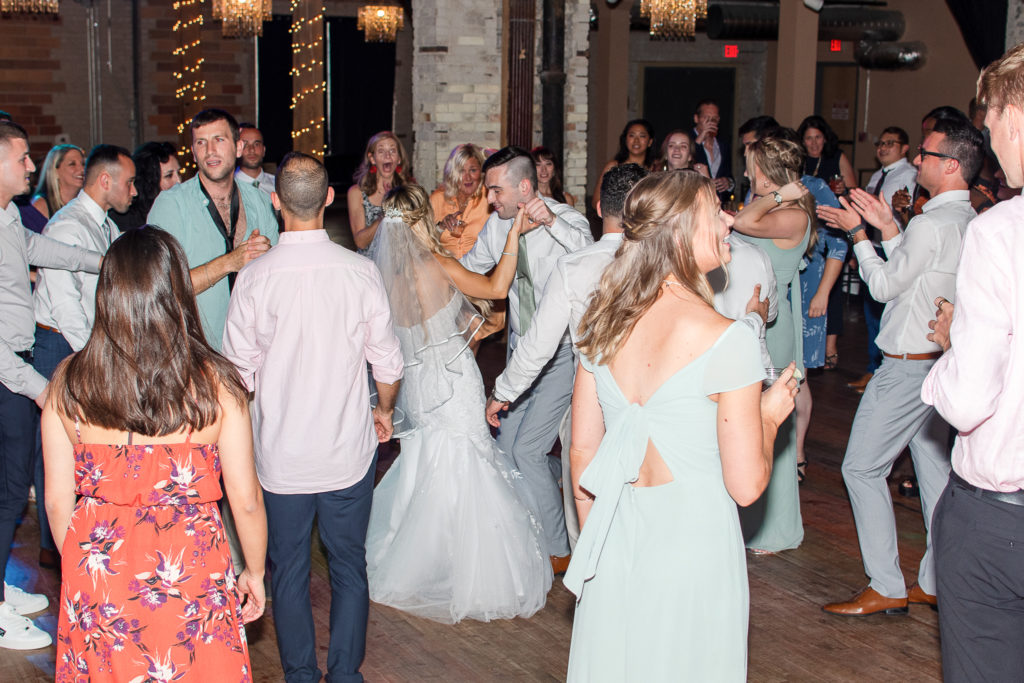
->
xmin=172 ymin=0 xmax=207 ymax=172
xmin=289 ymin=2 xmax=327 ymax=158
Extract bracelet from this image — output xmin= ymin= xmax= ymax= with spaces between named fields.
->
xmin=502 ymin=251 xmax=515 ymax=256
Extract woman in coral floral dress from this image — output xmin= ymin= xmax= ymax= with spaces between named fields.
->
xmin=41 ymin=226 xmax=268 ymax=682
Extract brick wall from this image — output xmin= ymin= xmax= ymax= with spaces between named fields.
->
xmin=0 ymin=1 xmax=255 ymax=165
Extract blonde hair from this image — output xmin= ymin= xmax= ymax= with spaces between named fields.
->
xmin=978 ymin=42 xmax=1024 ymax=115
xmin=34 ymin=144 xmax=84 ymax=216
xmin=441 ymin=143 xmax=485 ymax=202
xmin=746 ymin=136 xmax=817 ymax=255
xmin=383 ymin=184 xmax=492 ymax=317
xmin=354 ymin=131 xmax=412 ymax=196
xmin=577 ymin=171 xmax=720 ymax=364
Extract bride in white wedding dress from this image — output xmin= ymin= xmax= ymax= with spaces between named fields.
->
xmin=365 ymin=184 xmax=552 ymax=624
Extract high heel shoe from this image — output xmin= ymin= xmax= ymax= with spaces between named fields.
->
xmin=797 ymin=459 xmax=807 ymax=484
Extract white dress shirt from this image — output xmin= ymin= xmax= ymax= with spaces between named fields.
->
xmin=493 ymin=232 xmax=621 ymax=403
xmin=34 ymin=191 xmax=120 ymax=351
xmin=0 ymin=201 xmax=102 ymax=398
xmin=922 ymin=195 xmax=1024 ymax=491
xmin=867 ymin=157 xmax=918 ymax=212
xmin=235 ymin=167 xmax=276 ymax=198
xmin=222 ymin=229 xmax=404 ymax=495
xmin=854 ymin=189 xmax=974 ymax=355
xmin=711 ymin=234 xmax=777 ymax=368
xmin=461 ymin=195 xmax=592 ymax=347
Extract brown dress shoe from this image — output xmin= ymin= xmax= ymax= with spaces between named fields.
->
xmin=847 ymin=373 xmax=874 ymax=390
xmin=822 ymin=587 xmax=908 ymax=616
xmin=550 ymin=554 xmax=571 ymax=575
xmin=908 ymin=583 xmax=938 ymax=610
xmin=38 ymin=548 xmax=59 ymax=571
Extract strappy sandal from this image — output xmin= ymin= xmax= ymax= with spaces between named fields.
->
xmin=797 ymin=459 xmax=807 ymax=484
xmin=824 ymin=353 xmax=839 ymax=370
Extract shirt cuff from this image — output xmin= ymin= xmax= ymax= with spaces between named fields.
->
xmin=24 ymin=370 xmax=48 ymax=401
xmin=82 ymin=249 xmax=103 ymax=274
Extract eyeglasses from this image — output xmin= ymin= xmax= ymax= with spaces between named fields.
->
xmin=874 ymin=139 xmax=901 ymax=148
xmin=917 ymin=147 xmax=959 ymax=163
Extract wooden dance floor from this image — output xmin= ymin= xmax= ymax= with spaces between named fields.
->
xmin=0 ymin=215 xmax=941 ymax=681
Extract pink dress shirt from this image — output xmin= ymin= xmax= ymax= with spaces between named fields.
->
xmin=921 ymin=196 xmax=1024 ymax=492
xmin=222 ymin=229 xmax=404 ymax=494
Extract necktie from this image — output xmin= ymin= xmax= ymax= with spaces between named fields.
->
xmin=874 ymin=168 xmax=889 ymax=198
xmin=516 ymin=233 xmax=536 ymax=335
xmin=254 ymin=179 xmax=260 ymax=188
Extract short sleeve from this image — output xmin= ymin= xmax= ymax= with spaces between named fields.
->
xmin=579 ymin=353 xmax=597 ymax=373
xmin=703 ymin=322 xmax=766 ymax=396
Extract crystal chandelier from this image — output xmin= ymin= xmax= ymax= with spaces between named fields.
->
xmin=639 ymin=0 xmax=707 ymax=39
xmin=357 ymin=4 xmax=404 ymax=43
xmin=0 ymin=0 xmax=58 ymax=14
xmin=211 ymin=0 xmax=271 ymax=38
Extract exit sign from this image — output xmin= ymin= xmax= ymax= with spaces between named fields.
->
xmin=830 ymin=39 xmax=842 ymax=52
xmin=724 ymin=44 xmax=739 ymax=58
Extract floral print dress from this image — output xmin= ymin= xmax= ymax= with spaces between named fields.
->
xmin=55 ymin=427 xmax=251 ymax=683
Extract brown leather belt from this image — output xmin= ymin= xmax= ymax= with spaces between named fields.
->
xmin=882 ymin=351 xmax=942 ymax=361
xmin=36 ymin=323 xmax=61 ymax=334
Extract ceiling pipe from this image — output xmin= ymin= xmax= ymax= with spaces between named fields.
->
xmin=704 ymin=3 xmax=904 ymax=42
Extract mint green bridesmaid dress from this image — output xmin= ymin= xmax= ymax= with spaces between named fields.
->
xmin=564 ymin=322 xmax=765 ymax=681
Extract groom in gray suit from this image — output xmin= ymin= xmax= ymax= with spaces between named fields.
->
xmin=461 ymin=146 xmax=592 ymax=569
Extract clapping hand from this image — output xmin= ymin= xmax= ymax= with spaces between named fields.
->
xmin=817 ymin=196 xmax=862 ymax=233
xmin=891 ymin=186 xmax=912 ymax=213
xmin=844 ymin=188 xmax=896 ymax=230
xmin=440 ymin=211 xmax=466 ymax=237
xmin=927 ymin=296 xmax=954 ymax=351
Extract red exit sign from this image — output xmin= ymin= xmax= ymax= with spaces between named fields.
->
xmin=724 ymin=44 xmax=739 ymax=58
xmin=830 ymin=39 xmax=842 ymax=52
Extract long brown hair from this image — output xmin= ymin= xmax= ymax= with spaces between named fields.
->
xmin=746 ymin=136 xmax=817 ymax=255
xmin=52 ymin=226 xmax=247 ymax=435
xmin=354 ymin=131 xmax=412 ymax=196
xmin=577 ymin=171 xmax=720 ymax=364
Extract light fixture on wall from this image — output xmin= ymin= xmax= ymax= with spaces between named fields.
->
xmin=0 ymin=0 xmax=58 ymax=14
xmin=639 ymin=0 xmax=707 ymax=39
xmin=211 ymin=0 xmax=271 ymax=38
xmin=357 ymin=3 xmax=404 ymax=43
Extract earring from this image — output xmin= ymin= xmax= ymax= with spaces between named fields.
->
xmin=369 ymin=163 xmax=377 ymax=175
xmin=395 ymin=165 xmax=403 ymax=175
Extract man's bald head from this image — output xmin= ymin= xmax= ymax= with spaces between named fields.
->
xmin=276 ymin=152 xmax=329 ymax=220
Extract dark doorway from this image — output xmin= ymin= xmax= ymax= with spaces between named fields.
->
xmin=641 ymin=65 xmax=736 ymax=155
xmin=325 ymin=16 xmax=397 ymax=185
xmin=256 ymin=15 xmax=295 ymax=168
xmin=256 ymin=15 xmax=397 ymax=186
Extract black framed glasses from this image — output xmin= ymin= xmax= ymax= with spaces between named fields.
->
xmin=917 ymin=146 xmax=959 ymax=163
xmin=874 ymin=139 xmax=901 ymax=148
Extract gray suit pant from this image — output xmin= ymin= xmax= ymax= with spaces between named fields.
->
xmin=498 ymin=341 xmax=573 ymax=557
xmin=841 ymin=356 xmax=951 ymax=598
xmin=558 ymin=407 xmax=581 ymax=551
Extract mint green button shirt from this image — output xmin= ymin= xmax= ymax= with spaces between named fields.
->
xmin=147 ymin=175 xmax=278 ymax=350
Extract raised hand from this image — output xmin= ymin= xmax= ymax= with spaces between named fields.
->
xmin=817 ymin=196 xmax=863 ymax=233
xmin=845 ymin=188 xmax=897 ymax=231
xmin=521 ymin=196 xmax=555 ymax=232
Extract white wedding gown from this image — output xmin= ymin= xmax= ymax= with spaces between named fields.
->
xmin=365 ymin=294 xmax=553 ymax=624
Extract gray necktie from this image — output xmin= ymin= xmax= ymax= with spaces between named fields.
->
xmin=516 ymin=233 xmax=536 ymax=335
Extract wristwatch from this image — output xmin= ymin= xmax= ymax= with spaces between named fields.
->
xmin=771 ymin=191 xmax=783 ymax=205
xmin=847 ymin=225 xmax=865 ymax=240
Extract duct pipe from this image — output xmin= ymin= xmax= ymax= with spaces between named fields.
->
xmin=705 ymin=3 xmax=904 ymax=42
xmin=855 ymin=39 xmax=927 ymax=70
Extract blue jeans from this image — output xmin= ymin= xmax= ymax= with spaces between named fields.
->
xmin=32 ymin=326 xmax=72 ymax=553
xmin=0 ymin=382 xmax=37 ymax=600
xmin=263 ymin=454 xmax=376 ymax=683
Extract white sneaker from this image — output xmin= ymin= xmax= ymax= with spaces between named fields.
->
xmin=2 ymin=583 xmax=48 ymax=616
xmin=0 ymin=603 xmax=52 ymax=650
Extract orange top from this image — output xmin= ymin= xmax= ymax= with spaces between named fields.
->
xmin=429 ymin=188 xmax=491 ymax=258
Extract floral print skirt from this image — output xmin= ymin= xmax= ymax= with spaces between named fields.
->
xmin=55 ymin=441 xmax=251 ymax=682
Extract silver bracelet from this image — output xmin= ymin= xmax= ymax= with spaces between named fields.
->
xmin=502 ymin=251 xmax=515 ymax=256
